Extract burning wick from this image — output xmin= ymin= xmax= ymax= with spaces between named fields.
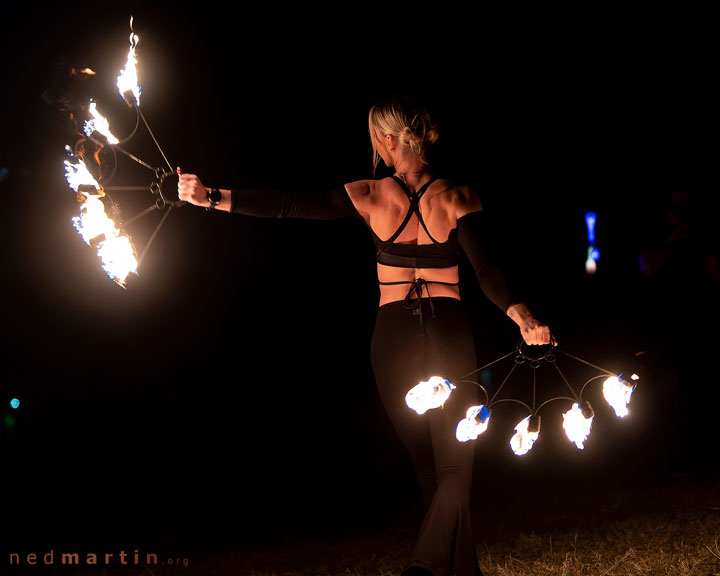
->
xmin=64 ymin=158 xmax=138 ymax=286
xmin=405 ymin=377 xmax=455 ymax=415
xmin=456 ymin=405 xmax=491 ymax=442
xmin=64 ymin=158 xmax=102 ymax=203
xmin=602 ymin=374 xmax=637 ymax=418
xmin=510 ymin=414 xmax=541 ymax=456
xmin=562 ymin=401 xmax=594 ymax=449
xmin=84 ymin=101 xmax=119 ymax=145
xmin=117 ymin=17 xmax=141 ymax=108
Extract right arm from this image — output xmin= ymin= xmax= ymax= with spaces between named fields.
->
xmin=176 ymin=169 xmax=363 ymax=221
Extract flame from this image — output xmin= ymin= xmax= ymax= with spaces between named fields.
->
xmin=80 ymin=68 xmax=96 ymax=75
xmin=602 ymin=375 xmax=635 ymax=418
xmin=456 ymin=405 xmax=491 ymax=442
xmin=117 ymin=19 xmax=141 ymax=106
xmin=64 ymin=158 xmax=101 ymax=193
xmin=405 ymin=376 xmax=455 ymax=415
xmin=510 ymin=415 xmax=539 ymax=455
xmin=562 ymin=403 xmax=594 ymax=449
xmin=65 ymin=158 xmax=138 ymax=286
xmin=84 ymin=101 xmax=119 ymax=145
xmin=71 ymin=194 xmax=110 ymax=243
xmin=95 ymin=230 xmax=138 ymax=286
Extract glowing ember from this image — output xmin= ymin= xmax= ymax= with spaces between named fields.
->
xmin=562 ymin=402 xmax=594 ymax=449
xmin=602 ymin=375 xmax=636 ymax=418
xmin=84 ymin=101 xmax=119 ymax=145
xmin=456 ymin=405 xmax=491 ymax=442
xmin=510 ymin=415 xmax=540 ymax=455
xmin=64 ymin=158 xmax=138 ymax=286
xmin=406 ymin=376 xmax=455 ymax=415
xmin=117 ymin=18 xmax=141 ymax=107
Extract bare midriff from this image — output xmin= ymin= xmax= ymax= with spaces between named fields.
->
xmin=377 ymin=262 xmax=461 ymax=307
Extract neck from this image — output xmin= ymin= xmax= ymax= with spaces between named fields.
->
xmin=394 ymin=158 xmax=432 ymax=188
xmin=397 ymin=169 xmax=428 ymax=177
xmin=396 ymin=169 xmax=432 ymax=190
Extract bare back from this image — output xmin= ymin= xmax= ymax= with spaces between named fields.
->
xmin=345 ymin=176 xmax=482 ymax=307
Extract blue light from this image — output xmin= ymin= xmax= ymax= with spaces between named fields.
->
xmin=585 ymin=212 xmax=597 ymax=244
xmin=590 ymin=247 xmax=600 ymax=261
xmin=9 ymin=398 xmax=20 ymax=409
xmin=478 ymin=405 xmax=491 ymax=424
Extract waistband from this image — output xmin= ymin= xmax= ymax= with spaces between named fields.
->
xmin=378 ymin=277 xmax=460 ymax=334
xmin=378 ymin=295 xmax=462 ymax=311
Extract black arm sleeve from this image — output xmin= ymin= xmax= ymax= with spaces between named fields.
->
xmin=456 ymin=210 xmax=520 ymax=313
xmin=230 ymin=186 xmax=362 ymax=221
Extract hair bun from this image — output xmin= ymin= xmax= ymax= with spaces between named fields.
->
xmin=368 ymin=95 xmax=441 ymax=173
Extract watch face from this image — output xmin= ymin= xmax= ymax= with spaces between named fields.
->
xmin=209 ymin=188 xmax=222 ymax=203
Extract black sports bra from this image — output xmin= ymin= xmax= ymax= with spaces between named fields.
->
xmin=371 ymin=176 xmax=460 ymax=269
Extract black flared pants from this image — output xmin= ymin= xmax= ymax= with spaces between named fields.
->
xmin=371 ymin=297 xmax=480 ymax=576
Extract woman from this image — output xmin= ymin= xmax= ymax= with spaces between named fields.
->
xmin=178 ymin=95 xmax=552 ymax=576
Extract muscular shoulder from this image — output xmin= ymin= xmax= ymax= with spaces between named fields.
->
xmin=432 ymin=178 xmax=483 ymax=218
xmin=344 ymin=178 xmax=396 ymax=217
xmin=344 ymin=179 xmax=374 ymax=201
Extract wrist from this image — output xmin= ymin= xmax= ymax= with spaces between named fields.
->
xmin=507 ymin=302 xmax=535 ymax=327
xmin=206 ymin=187 xmax=222 ymax=210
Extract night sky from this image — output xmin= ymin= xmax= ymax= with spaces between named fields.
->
xmin=2 ymin=1 xmax=719 ymax=566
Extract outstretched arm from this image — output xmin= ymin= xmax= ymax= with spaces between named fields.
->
xmin=176 ymin=168 xmax=361 ymax=220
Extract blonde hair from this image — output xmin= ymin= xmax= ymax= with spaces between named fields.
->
xmin=368 ymin=95 xmax=440 ymax=175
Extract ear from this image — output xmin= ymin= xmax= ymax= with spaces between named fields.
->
xmin=386 ymin=134 xmax=396 ymax=151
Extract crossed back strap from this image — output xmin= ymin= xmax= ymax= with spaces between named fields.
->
xmin=376 ymin=176 xmax=441 ymax=250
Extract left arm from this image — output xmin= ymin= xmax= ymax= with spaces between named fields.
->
xmin=454 ymin=187 xmax=554 ymax=346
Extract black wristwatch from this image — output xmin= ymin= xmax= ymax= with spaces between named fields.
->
xmin=206 ymin=187 xmax=222 ymax=210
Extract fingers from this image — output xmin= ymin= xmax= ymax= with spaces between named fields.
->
xmin=177 ymin=171 xmax=188 ymax=201
xmin=176 ymin=169 xmax=205 ymax=205
xmin=522 ymin=323 xmax=555 ymax=346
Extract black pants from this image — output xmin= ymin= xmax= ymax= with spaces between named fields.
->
xmin=371 ymin=297 xmax=480 ymax=576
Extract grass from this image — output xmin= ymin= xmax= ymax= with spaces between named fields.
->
xmin=70 ymin=471 xmax=720 ymax=576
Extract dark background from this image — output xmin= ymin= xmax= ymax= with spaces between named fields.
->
xmin=2 ymin=1 xmax=719 ymax=566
